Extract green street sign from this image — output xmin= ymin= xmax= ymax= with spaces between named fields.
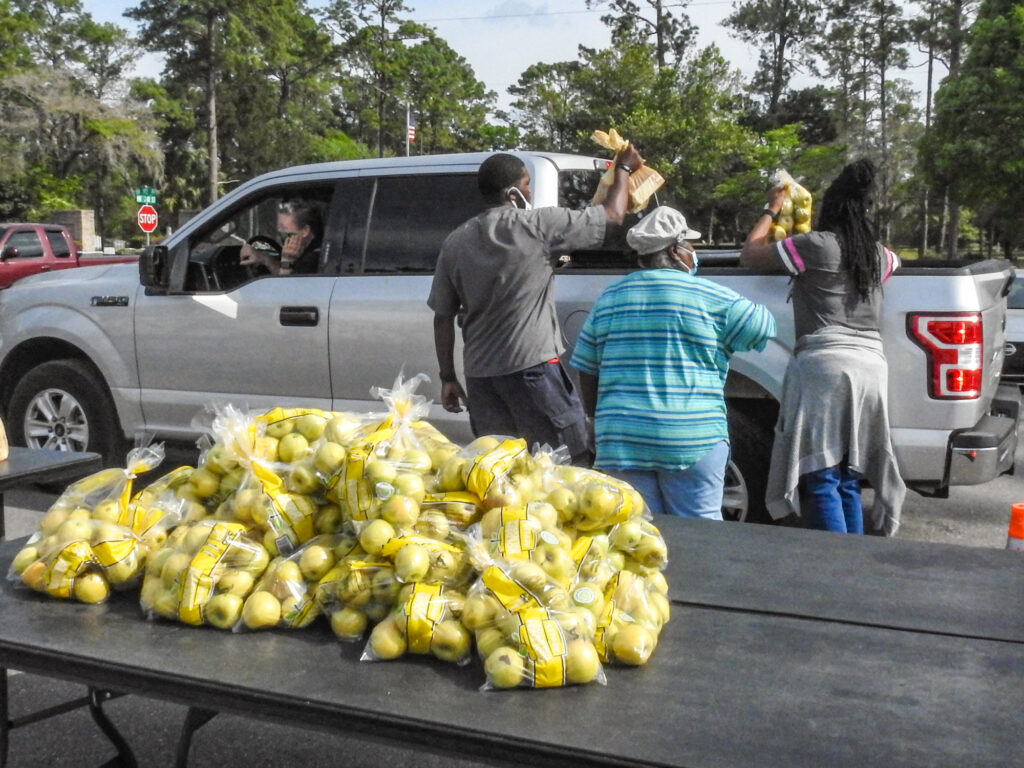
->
xmin=134 ymin=186 xmax=157 ymax=204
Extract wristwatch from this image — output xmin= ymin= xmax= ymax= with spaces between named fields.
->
xmin=616 ymin=162 xmax=633 ymax=174
xmin=762 ymin=205 xmax=780 ymax=223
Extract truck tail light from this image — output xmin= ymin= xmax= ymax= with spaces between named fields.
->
xmin=908 ymin=313 xmax=983 ymax=399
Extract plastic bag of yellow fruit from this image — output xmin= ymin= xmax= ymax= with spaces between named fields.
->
xmin=234 ymin=532 xmax=357 ymax=631
xmin=593 ymin=569 xmax=671 ymax=666
xmin=766 ymin=168 xmax=813 ymax=242
xmin=531 ymin=461 xmax=647 ymax=533
xmin=316 ymin=556 xmax=401 ymax=640
xmin=331 ymin=373 xmax=447 ymax=524
xmin=590 ymin=128 xmax=665 ymax=213
xmin=466 ymin=563 xmax=606 ymax=689
xmin=254 ymin=406 xmax=378 ymax=496
xmin=9 ymin=517 xmax=142 ymax=603
xmin=472 ymin=502 xmax=576 ymax=589
xmin=361 ymin=582 xmax=472 ymax=665
xmin=127 ymin=465 xmax=206 ymax=553
xmin=42 ymin=444 xmax=165 ymax=531
xmin=139 ymin=520 xmax=270 ymax=628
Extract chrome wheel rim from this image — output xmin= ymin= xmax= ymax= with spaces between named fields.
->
xmin=22 ymin=387 xmax=89 ymax=452
xmin=721 ymin=460 xmax=748 ymax=522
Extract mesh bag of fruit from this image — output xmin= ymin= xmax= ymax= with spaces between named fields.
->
xmin=139 ymin=520 xmax=270 ymax=628
xmin=361 ymin=581 xmax=473 ymax=665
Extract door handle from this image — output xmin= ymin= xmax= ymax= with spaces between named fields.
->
xmin=279 ymin=306 xmax=319 ymax=326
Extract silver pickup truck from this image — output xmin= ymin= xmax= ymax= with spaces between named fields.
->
xmin=0 ymin=152 xmax=1018 ymax=522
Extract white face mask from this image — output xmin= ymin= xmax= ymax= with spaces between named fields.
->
xmin=506 ymin=186 xmax=532 ymax=210
xmin=678 ymin=245 xmax=698 ymax=275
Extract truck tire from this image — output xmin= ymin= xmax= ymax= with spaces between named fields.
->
xmin=725 ymin=404 xmax=776 ymax=524
xmin=7 ymin=359 xmax=125 ymax=465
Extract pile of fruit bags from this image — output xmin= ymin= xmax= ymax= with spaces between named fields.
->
xmin=7 ymin=373 xmax=672 ymax=691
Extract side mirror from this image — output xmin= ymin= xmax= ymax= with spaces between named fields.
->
xmin=1 ymin=246 xmax=19 ymax=260
xmin=139 ymin=244 xmax=169 ymax=290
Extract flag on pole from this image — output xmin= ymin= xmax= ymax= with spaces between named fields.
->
xmin=407 ymin=122 xmax=416 ymax=143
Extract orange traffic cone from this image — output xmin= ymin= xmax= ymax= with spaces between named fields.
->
xmin=1008 ymin=503 xmax=1024 ymax=551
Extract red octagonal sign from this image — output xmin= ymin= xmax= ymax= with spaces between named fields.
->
xmin=137 ymin=204 xmax=158 ymax=233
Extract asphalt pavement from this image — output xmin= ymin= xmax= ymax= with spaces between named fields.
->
xmin=2 ymin=437 xmax=1023 ymax=767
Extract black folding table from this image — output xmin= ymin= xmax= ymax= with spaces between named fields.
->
xmin=1 ymin=516 xmax=1021 ymax=768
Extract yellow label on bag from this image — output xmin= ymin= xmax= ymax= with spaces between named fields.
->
xmin=250 ymin=462 xmax=315 ymax=552
xmin=126 ymin=466 xmax=193 ymax=533
xmin=180 ymin=522 xmax=247 ymax=625
xmin=341 ymin=427 xmax=395 ymax=520
xmin=480 ymin=565 xmax=542 ymax=614
xmin=571 ymin=535 xmax=595 ymax=570
xmin=515 ymin=607 xmax=567 ymax=688
xmin=593 ymin=602 xmax=617 ymax=662
xmin=404 ymin=582 xmax=446 ymax=654
xmin=44 ymin=541 xmax=96 ymax=598
xmin=92 ymin=537 xmax=136 ymax=568
xmin=379 ymin=533 xmax=460 ymax=560
xmin=465 ymin=439 xmax=527 ymax=499
xmin=498 ymin=519 xmax=538 ymax=560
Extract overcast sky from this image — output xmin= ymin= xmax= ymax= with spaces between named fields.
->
xmin=82 ymin=0 xmax=934 ymax=115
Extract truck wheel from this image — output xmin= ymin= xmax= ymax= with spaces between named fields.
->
xmin=725 ymin=404 xmax=776 ymax=524
xmin=7 ymin=359 xmax=124 ymax=464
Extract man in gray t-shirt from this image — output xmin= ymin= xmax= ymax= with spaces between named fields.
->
xmin=428 ymin=148 xmax=643 ymax=462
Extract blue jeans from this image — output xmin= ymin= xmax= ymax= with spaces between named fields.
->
xmin=799 ymin=464 xmax=864 ymax=534
xmin=604 ymin=441 xmax=729 ymax=521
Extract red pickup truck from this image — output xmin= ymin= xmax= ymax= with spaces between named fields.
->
xmin=0 ymin=223 xmax=137 ymax=288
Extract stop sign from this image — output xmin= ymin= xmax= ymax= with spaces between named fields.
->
xmin=137 ymin=204 xmax=158 ymax=233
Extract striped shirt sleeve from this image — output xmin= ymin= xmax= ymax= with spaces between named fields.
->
xmin=773 ymin=237 xmax=805 ymax=276
xmin=882 ymin=246 xmax=900 ymax=283
xmin=723 ymin=297 xmax=777 ymax=352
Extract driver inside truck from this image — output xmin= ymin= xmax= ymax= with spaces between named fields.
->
xmin=239 ymin=198 xmax=323 ymax=275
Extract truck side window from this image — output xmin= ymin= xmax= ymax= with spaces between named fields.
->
xmin=363 ymin=174 xmax=480 ymax=273
xmin=186 ymin=184 xmax=335 ymax=290
xmin=45 ymin=230 xmax=72 ymax=258
xmin=5 ymin=230 xmax=44 ymax=258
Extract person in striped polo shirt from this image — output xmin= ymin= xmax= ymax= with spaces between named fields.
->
xmin=570 ymin=207 xmax=776 ymax=519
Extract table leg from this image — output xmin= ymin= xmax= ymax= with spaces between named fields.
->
xmin=175 ymin=706 xmax=217 ymax=768
xmin=88 ymin=689 xmax=137 ymax=768
xmin=1 ymin=668 xmax=9 ymax=768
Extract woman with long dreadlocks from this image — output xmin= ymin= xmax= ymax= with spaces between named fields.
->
xmin=740 ymin=159 xmax=906 ymax=534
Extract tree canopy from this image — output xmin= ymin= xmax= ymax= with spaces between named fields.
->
xmin=0 ymin=0 xmax=1018 ymax=259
